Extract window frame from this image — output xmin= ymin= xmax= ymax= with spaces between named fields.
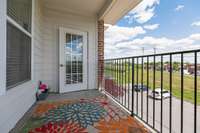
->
xmin=6 ymin=0 xmax=33 ymax=90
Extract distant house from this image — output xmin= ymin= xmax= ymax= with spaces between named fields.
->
xmin=144 ymin=64 xmax=160 ymax=71
xmin=178 ymin=64 xmax=200 ymax=75
xmin=186 ymin=64 xmax=200 ymax=74
xmin=163 ymin=64 xmax=173 ymax=72
xmin=183 ymin=69 xmax=190 ymax=75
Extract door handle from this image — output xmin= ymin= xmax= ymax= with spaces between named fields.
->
xmin=60 ymin=64 xmax=64 ymax=67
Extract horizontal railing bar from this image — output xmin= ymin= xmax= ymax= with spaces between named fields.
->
xmin=105 ymin=49 xmax=200 ymax=61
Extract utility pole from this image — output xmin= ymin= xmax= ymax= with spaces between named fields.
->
xmin=142 ymin=47 xmax=144 ymax=55
xmin=153 ymin=47 xmax=156 ymax=54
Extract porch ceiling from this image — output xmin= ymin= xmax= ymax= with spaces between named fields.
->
xmin=42 ymin=0 xmax=142 ymax=26
xmin=43 ymin=0 xmax=108 ymax=17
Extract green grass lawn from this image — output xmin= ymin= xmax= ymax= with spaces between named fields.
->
xmin=105 ymin=65 xmax=200 ymax=105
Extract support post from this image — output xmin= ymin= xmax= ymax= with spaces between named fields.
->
xmin=98 ymin=20 xmax=104 ymax=90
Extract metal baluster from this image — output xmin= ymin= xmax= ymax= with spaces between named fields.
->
xmin=122 ymin=59 xmax=124 ymax=105
xmin=141 ymin=57 xmax=144 ymax=119
xmin=181 ymin=54 xmax=184 ymax=133
xmin=153 ymin=55 xmax=156 ymax=128
xmin=128 ymin=58 xmax=130 ymax=110
xmin=137 ymin=58 xmax=139 ymax=115
xmin=125 ymin=59 xmax=127 ymax=108
xmin=132 ymin=58 xmax=135 ymax=116
xmin=114 ymin=60 xmax=117 ymax=99
xmin=194 ymin=52 xmax=197 ymax=133
xmin=117 ymin=59 xmax=119 ymax=102
xmin=147 ymin=57 xmax=149 ymax=123
xmin=169 ymin=54 xmax=172 ymax=133
xmin=161 ymin=56 xmax=163 ymax=133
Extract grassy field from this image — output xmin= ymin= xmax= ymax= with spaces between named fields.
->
xmin=105 ymin=65 xmax=200 ymax=105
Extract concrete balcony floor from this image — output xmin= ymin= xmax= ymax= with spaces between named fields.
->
xmin=10 ymin=89 xmax=149 ymax=133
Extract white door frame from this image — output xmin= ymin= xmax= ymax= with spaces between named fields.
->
xmin=59 ymin=27 xmax=88 ymax=93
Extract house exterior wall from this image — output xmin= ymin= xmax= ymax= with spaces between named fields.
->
xmin=41 ymin=7 xmax=98 ymax=92
xmin=0 ymin=0 xmax=44 ymax=132
xmin=0 ymin=0 xmax=99 ymax=131
xmin=33 ymin=0 xmax=44 ymax=84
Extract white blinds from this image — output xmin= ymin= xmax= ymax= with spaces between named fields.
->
xmin=7 ymin=0 xmax=32 ymax=32
xmin=6 ymin=22 xmax=31 ymax=89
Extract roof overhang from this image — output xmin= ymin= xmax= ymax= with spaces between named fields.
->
xmin=99 ymin=0 xmax=142 ymax=25
xmin=42 ymin=0 xmax=108 ymax=17
xmin=42 ymin=0 xmax=142 ymax=25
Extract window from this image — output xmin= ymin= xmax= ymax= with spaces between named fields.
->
xmin=6 ymin=0 xmax=32 ymax=89
xmin=65 ymin=33 xmax=83 ymax=84
xmin=6 ymin=23 xmax=31 ymax=89
xmin=7 ymin=0 xmax=32 ymax=32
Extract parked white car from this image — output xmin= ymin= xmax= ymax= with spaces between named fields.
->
xmin=150 ymin=88 xmax=171 ymax=100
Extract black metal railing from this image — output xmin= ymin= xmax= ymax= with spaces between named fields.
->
xmin=102 ymin=49 xmax=200 ymax=133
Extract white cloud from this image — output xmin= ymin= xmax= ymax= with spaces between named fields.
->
xmin=144 ymin=24 xmax=160 ymax=30
xmin=125 ymin=0 xmax=160 ymax=24
xmin=105 ymin=25 xmax=146 ymax=45
xmin=175 ymin=5 xmax=184 ymax=11
xmin=189 ymin=34 xmax=200 ymax=40
xmin=191 ymin=21 xmax=200 ymax=27
xmin=105 ymin=33 xmax=200 ymax=58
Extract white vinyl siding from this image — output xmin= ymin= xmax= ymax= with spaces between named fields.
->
xmin=42 ymin=7 xmax=98 ymax=91
xmin=33 ymin=0 xmax=44 ymax=88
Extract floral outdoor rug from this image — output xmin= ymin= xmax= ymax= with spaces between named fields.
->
xmin=21 ymin=96 xmax=149 ymax=133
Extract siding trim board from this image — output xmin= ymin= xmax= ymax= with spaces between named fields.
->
xmin=0 ymin=0 xmax=7 ymax=95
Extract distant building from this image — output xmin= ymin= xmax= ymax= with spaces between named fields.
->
xmin=186 ymin=64 xmax=200 ymax=74
xmin=163 ymin=64 xmax=173 ymax=72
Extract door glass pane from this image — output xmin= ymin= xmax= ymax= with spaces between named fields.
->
xmin=65 ymin=33 xmax=83 ymax=84
xmin=66 ymin=55 xmax=71 ymax=74
xmin=72 ymin=55 xmax=77 ymax=73
xmin=77 ymin=55 xmax=83 ymax=73
xmin=77 ymin=36 xmax=83 ymax=55
xmin=66 ymin=74 xmax=71 ymax=84
xmin=72 ymin=74 xmax=78 ymax=83
xmin=78 ymin=74 xmax=83 ymax=82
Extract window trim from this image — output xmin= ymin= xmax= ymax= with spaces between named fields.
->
xmin=6 ymin=0 xmax=33 ymax=90
xmin=0 ymin=0 xmax=7 ymax=95
xmin=7 ymin=16 xmax=32 ymax=38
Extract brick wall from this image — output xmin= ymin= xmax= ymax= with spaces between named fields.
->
xmin=98 ymin=20 xmax=104 ymax=88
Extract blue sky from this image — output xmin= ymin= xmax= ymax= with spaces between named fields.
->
xmin=105 ymin=0 xmax=200 ymax=58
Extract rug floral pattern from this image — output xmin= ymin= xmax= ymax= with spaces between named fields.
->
xmin=21 ymin=96 xmax=149 ymax=133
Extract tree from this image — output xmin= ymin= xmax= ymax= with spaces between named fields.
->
xmin=173 ymin=61 xmax=180 ymax=71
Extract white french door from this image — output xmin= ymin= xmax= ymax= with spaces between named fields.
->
xmin=59 ymin=27 xmax=87 ymax=93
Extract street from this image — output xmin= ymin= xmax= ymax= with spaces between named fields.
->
xmin=117 ymin=89 xmax=200 ymax=133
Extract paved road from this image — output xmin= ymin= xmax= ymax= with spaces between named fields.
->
xmin=116 ymin=88 xmax=200 ymax=133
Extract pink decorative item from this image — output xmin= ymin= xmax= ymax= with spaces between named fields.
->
xmin=39 ymin=84 xmax=48 ymax=92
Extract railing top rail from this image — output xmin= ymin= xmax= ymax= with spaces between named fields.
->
xmin=105 ymin=49 xmax=200 ymax=61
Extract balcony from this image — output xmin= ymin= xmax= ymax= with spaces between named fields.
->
xmin=103 ymin=49 xmax=200 ymax=133
xmin=10 ymin=50 xmax=200 ymax=133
